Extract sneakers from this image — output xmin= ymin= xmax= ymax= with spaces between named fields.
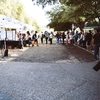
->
xmin=1 ymin=55 xmax=4 ymax=58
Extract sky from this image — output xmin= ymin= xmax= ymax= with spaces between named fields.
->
xmin=20 ymin=0 xmax=50 ymax=26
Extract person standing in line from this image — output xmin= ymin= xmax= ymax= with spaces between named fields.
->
xmin=0 ymin=31 xmax=4 ymax=58
xmin=56 ymin=31 xmax=60 ymax=44
xmin=73 ymin=31 xmax=78 ymax=45
xmin=17 ymin=31 xmax=23 ymax=49
xmin=32 ymin=31 xmax=39 ymax=46
xmin=62 ymin=32 xmax=65 ymax=44
xmin=77 ymin=31 xmax=83 ymax=46
xmin=81 ymin=31 xmax=86 ymax=48
xmin=26 ymin=31 xmax=31 ymax=47
xmin=65 ymin=31 xmax=69 ymax=45
xmin=59 ymin=32 xmax=62 ymax=43
xmin=26 ymin=31 xmax=31 ymax=40
xmin=44 ymin=31 xmax=49 ymax=44
xmin=85 ymin=30 xmax=92 ymax=51
xmin=40 ymin=32 xmax=44 ymax=44
xmin=92 ymin=29 xmax=100 ymax=60
xmin=49 ymin=32 xmax=53 ymax=44
xmin=69 ymin=31 xmax=74 ymax=46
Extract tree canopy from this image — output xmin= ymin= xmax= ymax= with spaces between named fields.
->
xmin=32 ymin=0 xmax=59 ymax=8
xmin=0 ymin=0 xmax=40 ymax=30
xmin=44 ymin=0 xmax=100 ymax=30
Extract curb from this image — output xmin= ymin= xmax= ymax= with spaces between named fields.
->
xmin=73 ymin=44 xmax=93 ymax=55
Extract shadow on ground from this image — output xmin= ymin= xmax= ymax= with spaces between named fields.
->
xmin=0 ymin=43 xmax=94 ymax=63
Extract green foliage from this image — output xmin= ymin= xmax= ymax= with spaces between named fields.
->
xmin=47 ymin=21 xmax=72 ymax=31
xmin=32 ymin=0 xmax=59 ymax=8
xmin=46 ymin=0 xmax=100 ymax=29
xmin=0 ymin=0 xmax=40 ymax=30
xmin=61 ymin=0 xmax=100 ymax=26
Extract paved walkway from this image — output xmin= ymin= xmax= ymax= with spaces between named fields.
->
xmin=0 ymin=61 xmax=100 ymax=100
xmin=0 ymin=43 xmax=100 ymax=100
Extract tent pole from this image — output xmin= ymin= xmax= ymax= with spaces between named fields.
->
xmin=4 ymin=28 xmax=8 ymax=57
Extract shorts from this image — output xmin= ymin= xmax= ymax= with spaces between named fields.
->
xmin=86 ymin=41 xmax=91 ymax=46
xmin=34 ymin=39 xmax=38 ymax=42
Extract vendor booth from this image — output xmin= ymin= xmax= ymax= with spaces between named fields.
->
xmin=0 ymin=14 xmax=34 ymax=49
xmin=0 ymin=14 xmax=23 ymax=49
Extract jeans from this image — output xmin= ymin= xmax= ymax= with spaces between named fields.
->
xmin=41 ymin=38 xmax=43 ymax=44
xmin=56 ymin=38 xmax=59 ymax=44
xmin=94 ymin=44 xmax=100 ymax=60
xmin=49 ymin=38 xmax=52 ymax=44
xmin=45 ymin=37 xmax=48 ymax=44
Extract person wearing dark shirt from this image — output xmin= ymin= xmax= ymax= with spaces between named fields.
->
xmin=85 ymin=30 xmax=92 ymax=51
xmin=32 ymin=31 xmax=39 ymax=46
xmin=92 ymin=29 xmax=100 ymax=60
xmin=40 ymin=32 xmax=44 ymax=44
xmin=62 ymin=32 xmax=65 ymax=44
xmin=56 ymin=31 xmax=60 ymax=44
xmin=44 ymin=31 xmax=49 ymax=44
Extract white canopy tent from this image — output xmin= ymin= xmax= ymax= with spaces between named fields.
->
xmin=0 ymin=14 xmax=34 ymax=50
xmin=0 ymin=14 xmax=34 ymax=40
xmin=0 ymin=14 xmax=22 ymax=40
xmin=0 ymin=14 xmax=23 ymax=29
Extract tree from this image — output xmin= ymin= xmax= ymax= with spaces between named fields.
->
xmin=32 ymin=0 xmax=59 ymax=8
xmin=0 ymin=0 xmax=40 ymax=30
xmin=46 ymin=4 xmax=72 ymax=31
xmin=48 ymin=22 xmax=72 ymax=31
xmin=46 ymin=0 xmax=100 ymax=30
xmin=60 ymin=0 xmax=100 ymax=28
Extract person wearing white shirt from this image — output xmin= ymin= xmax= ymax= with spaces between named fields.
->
xmin=49 ymin=32 xmax=53 ymax=44
xmin=69 ymin=32 xmax=74 ymax=45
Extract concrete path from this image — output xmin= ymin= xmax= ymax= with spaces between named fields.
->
xmin=0 ymin=42 xmax=100 ymax=100
xmin=0 ymin=61 xmax=100 ymax=100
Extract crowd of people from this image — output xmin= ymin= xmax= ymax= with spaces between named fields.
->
xmin=63 ymin=29 xmax=100 ymax=61
xmin=16 ymin=31 xmax=55 ymax=48
xmin=16 ymin=28 xmax=100 ymax=61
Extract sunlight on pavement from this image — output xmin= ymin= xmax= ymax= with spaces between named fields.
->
xmin=0 ymin=47 xmax=29 ymax=62
xmin=55 ymin=56 xmax=80 ymax=64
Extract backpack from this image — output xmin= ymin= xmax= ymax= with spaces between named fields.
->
xmin=32 ymin=34 xmax=36 ymax=39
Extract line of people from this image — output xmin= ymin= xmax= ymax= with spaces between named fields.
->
xmin=54 ymin=29 xmax=100 ymax=61
xmin=64 ymin=29 xmax=100 ymax=61
xmin=33 ymin=31 xmax=54 ymax=45
xmin=17 ymin=29 xmax=100 ymax=61
xmin=17 ymin=31 xmax=55 ymax=48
